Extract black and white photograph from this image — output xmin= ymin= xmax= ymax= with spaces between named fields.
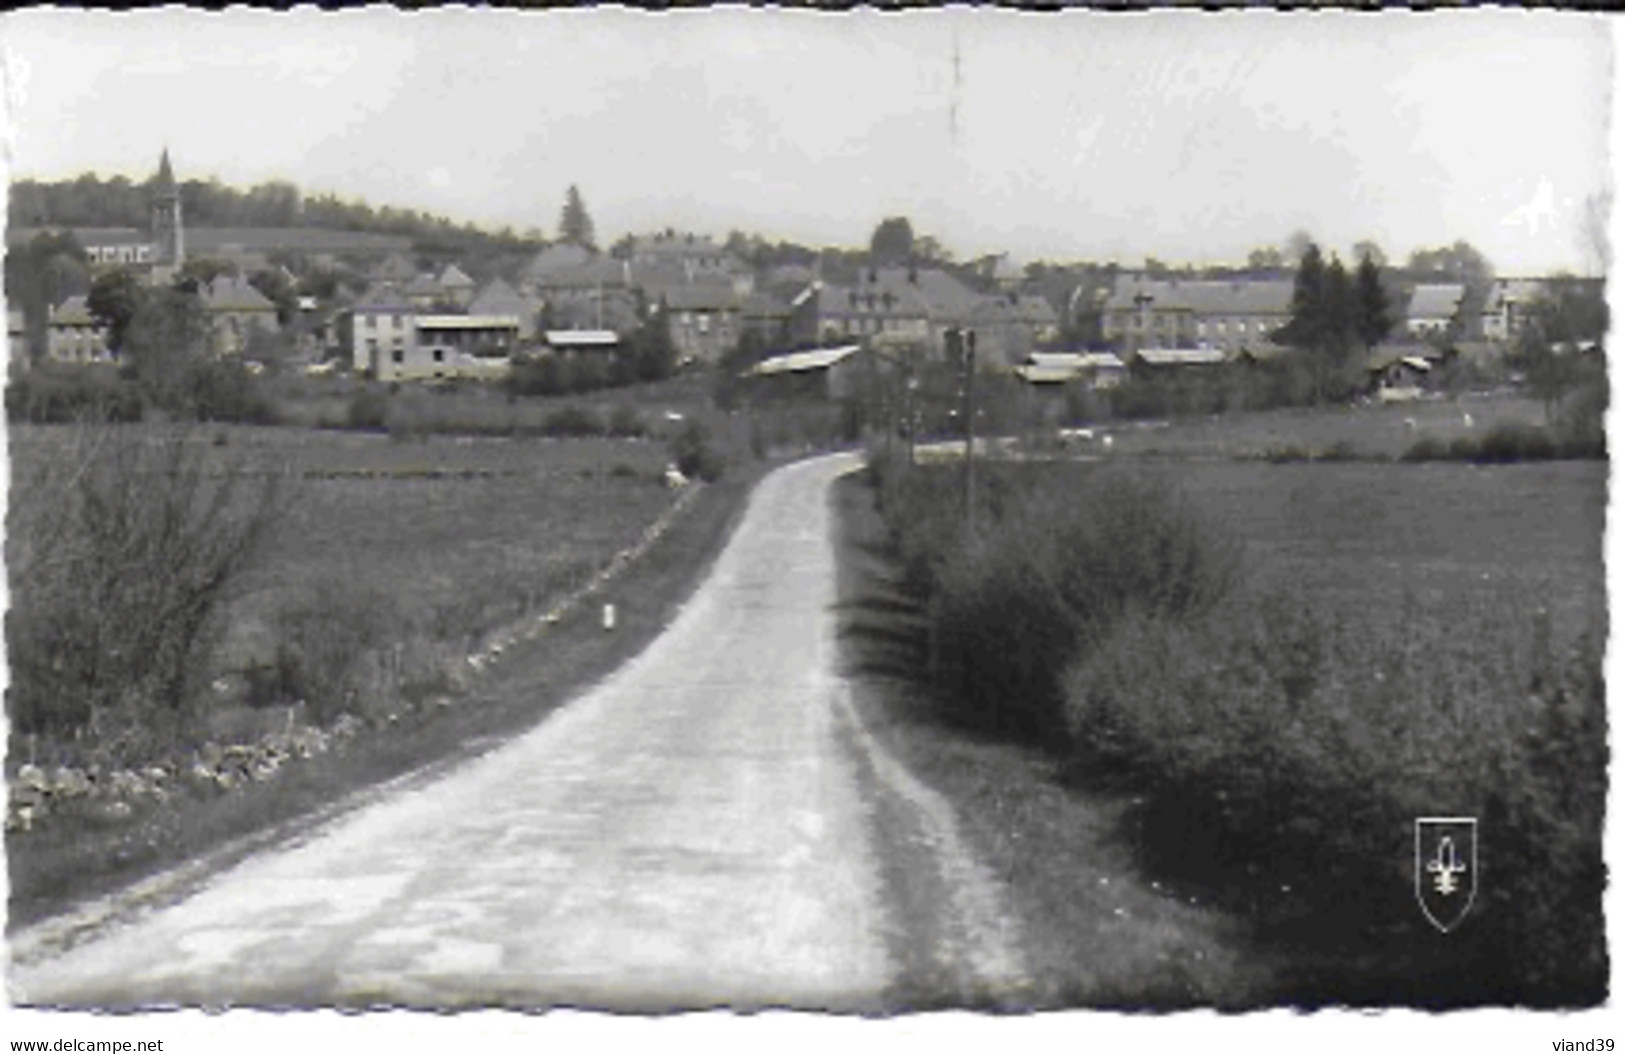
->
xmin=1 ymin=4 xmax=1616 ymax=1047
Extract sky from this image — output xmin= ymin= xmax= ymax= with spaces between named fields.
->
xmin=1 ymin=8 xmax=1613 ymax=277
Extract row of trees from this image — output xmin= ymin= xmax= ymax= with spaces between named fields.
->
xmin=1274 ymin=244 xmax=1393 ymax=401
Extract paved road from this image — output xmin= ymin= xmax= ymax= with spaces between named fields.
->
xmin=11 ymin=453 xmax=903 ymax=1010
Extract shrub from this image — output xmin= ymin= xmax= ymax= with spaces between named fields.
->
xmin=6 ymin=364 xmax=144 ymax=424
xmin=1063 ymin=593 xmax=1606 ymax=1003
xmin=270 ymin=583 xmax=396 ymax=725
xmin=669 ymin=419 xmax=726 ymax=481
xmin=347 ymin=385 xmax=389 ymax=431
xmin=902 ymin=465 xmax=1241 ymax=743
xmin=542 ymin=404 xmax=604 ymax=437
xmin=607 ymin=403 xmax=647 ymax=438
xmin=7 ymin=423 xmax=286 ymax=760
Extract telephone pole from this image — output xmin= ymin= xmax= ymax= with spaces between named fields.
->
xmin=961 ymin=328 xmax=977 ymax=532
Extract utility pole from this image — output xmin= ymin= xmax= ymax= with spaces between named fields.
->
xmin=961 ymin=328 xmax=976 ymax=532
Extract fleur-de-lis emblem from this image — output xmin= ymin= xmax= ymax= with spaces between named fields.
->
xmin=1426 ymin=835 xmax=1466 ymax=895
xmin=1416 ymin=817 xmax=1478 ymax=933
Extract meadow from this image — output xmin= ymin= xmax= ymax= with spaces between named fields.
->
xmin=854 ymin=422 xmax=1606 ymax=1005
xmin=6 ymin=418 xmax=765 ymax=924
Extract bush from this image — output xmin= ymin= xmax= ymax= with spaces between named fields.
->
xmin=669 ymin=419 xmax=726 ymax=481
xmin=6 ymin=365 xmax=144 ymax=424
xmin=7 ymin=423 xmax=286 ymax=760
xmin=607 ymin=403 xmax=647 ymax=438
xmin=347 ymin=385 xmax=389 ymax=431
xmin=541 ymin=404 xmax=604 ymax=437
xmin=1063 ymin=593 xmax=1606 ymax=1003
xmin=270 ymin=583 xmax=396 ymax=726
xmin=891 ymin=464 xmax=1241 ymax=743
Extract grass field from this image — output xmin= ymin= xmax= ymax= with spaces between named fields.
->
xmin=844 ymin=421 xmax=1606 ymax=1004
xmin=6 ymin=420 xmax=768 ymax=925
xmin=1067 ymin=391 xmax=1551 ymax=460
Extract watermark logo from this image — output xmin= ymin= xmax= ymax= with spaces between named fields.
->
xmin=1416 ymin=816 xmax=1477 ymax=933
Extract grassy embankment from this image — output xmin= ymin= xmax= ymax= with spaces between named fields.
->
xmin=839 ymin=396 xmax=1606 ymax=1007
xmin=6 ymin=419 xmax=767 ymax=929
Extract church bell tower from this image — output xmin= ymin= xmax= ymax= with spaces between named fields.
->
xmin=151 ymin=147 xmax=185 ymax=268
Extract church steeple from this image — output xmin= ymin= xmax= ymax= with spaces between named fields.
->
xmin=151 ymin=147 xmax=184 ymax=268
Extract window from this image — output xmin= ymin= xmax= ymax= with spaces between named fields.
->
xmin=392 ymin=349 xmax=404 ymax=364
xmin=698 ymin=314 xmax=711 ymax=334
xmin=433 ymin=348 xmax=445 ymax=363
xmin=366 ymin=314 xmax=377 ymax=329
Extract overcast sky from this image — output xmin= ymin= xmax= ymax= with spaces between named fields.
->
xmin=1 ymin=8 xmax=1613 ymax=276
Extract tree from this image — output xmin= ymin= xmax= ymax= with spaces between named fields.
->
xmin=1284 ymin=229 xmax=1316 ymax=265
xmin=248 ymin=268 xmax=298 ymax=327
xmin=1246 ymin=245 xmax=1285 ymax=272
xmin=121 ymin=287 xmax=210 ymax=411
xmin=1353 ymin=251 xmax=1393 ymax=353
xmin=1276 ymin=243 xmax=1363 ymax=402
xmin=559 ymin=185 xmax=596 ymax=250
xmin=87 ymin=267 xmax=148 ymax=355
xmin=176 ymin=256 xmax=233 ymax=293
xmin=6 ymin=231 xmax=90 ymax=360
xmin=914 ymin=235 xmax=953 ymax=265
xmin=869 ymin=216 xmax=914 ymax=267
xmin=1351 ymin=240 xmax=1387 ymax=271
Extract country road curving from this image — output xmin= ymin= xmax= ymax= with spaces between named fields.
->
xmin=10 ymin=452 xmax=1023 ymax=1011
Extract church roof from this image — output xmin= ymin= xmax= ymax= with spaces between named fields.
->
xmin=154 ymin=149 xmax=177 ymax=194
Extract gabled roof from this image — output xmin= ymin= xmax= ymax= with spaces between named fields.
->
xmin=371 ymin=252 xmax=419 ymax=283
xmin=741 ymin=291 xmax=792 ymax=319
xmin=661 ymin=282 xmax=739 ymax=312
xmin=1104 ymin=275 xmax=1294 ymax=316
xmin=1407 ymin=283 xmax=1465 ymax=320
xmin=469 ymin=277 xmax=533 ymax=317
xmin=544 ymin=329 xmax=620 ymax=348
xmin=438 ymin=263 xmax=475 ymax=289
xmin=974 ymin=293 xmax=1059 ymax=326
xmin=352 ymin=284 xmax=413 ymax=312
xmin=522 ymin=243 xmax=595 ymax=283
xmin=1135 ymin=347 xmax=1229 ymax=366
xmin=50 ymin=295 xmax=100 ymax=327
xmin=201 ymin=276 xmax=275 ymax=313
xmin=534 ymin=256 xmax=631 ymax=291
xmin=748 ymin=345 xmax=861 ymax=376
xmin=1029 ymin=351 xmax=1124 ymax=370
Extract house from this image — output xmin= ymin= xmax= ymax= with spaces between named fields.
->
xmin=436 ymin=264 xmax=477 ymax=310
xmin=625 ymin=230 xmax=751 ymax=293
xmin=1102 ymin=275 xmax=1293 ymax=354
xmin=45 ymin=296 xmax=113 ymax=364
xmin=1404 ymin=283 xmax=1465 ymax=339
xmin=414 ymin=314 xmax=521 ymax=359
xmin=344 ymin=285 xmax=415 ymax=374
xmin=529 ymin=257 xmax=641 ymax=334
xmin=199 ymin=275 xmax=278 ymax=356
xmin=1479 ymin=278 xmax=1546 ymax=343
xmin=745 ymin=344 xmax=863 ymax=401
xmin=543 ymin=329 xmax=622 ymax=359
xmin=970 ymin=293 xmax=1061 ymax=367
xmin=370 ymin=252 xmax=419 ymax=284
xmin=659 ymin=281 xmax=741 ymax=365
xmin=1366 ymin=345 xmax=1435 ymax=401
xmin=787 ymin=267 xmax=982 ymax=354
xmin=375 ymin=341 xmax=510 ymax=383
xmin=1014 ymin=351 xmax=1126 ymax=390
xmin=469 ymin=278 xmax=543 ymax=341
xmin=519 ymin=243 xmax=595 ymax=292
xmin=739 ymin=290 xmax=794 ymax=351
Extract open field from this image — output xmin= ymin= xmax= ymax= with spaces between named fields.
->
xmin=1071 ymin=391 xmax=1551 ymax=461
xmin=7 ymin=421 xmax=768 ymax=925
xmin=843 ymin=441 xmax=1605 ymax=1005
